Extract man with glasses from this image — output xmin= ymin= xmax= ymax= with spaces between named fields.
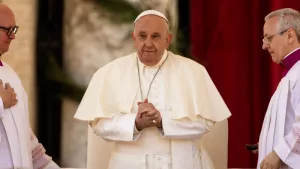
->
xmin=0 ymin=4 xmax=60 ymax=169
xmin=258 ymin=8 xmax=300 ymax=169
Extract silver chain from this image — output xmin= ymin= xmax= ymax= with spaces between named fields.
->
xmin=136 ymin=53 xmax=169 ymax=101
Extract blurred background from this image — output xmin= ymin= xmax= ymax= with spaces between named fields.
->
xmin=2 ymin=0 xmax=300 ymax=168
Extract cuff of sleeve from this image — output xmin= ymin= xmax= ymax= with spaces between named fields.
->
xmin=0 ymin=97 xmax=4 ymax=119
xmin=160 ymin=111 xmax=172 ymax=138
xmin=158 ymin=127 xmax=165 ymax=137
xmin=133 ymin=122 xmax=142 ymax=141
xmin=134 ymin=125 xmax=141 ymax=134
xmin=274 ymin=138 xmax=298 ymax=169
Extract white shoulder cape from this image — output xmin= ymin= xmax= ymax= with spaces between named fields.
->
xmin=74 ymin=51 xmax=231 ymax=122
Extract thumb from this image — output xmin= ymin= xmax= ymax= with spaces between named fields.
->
xmin=5 ymin=83 xmax=11 ymax=89
xmin=144 ymin=98 xmax=148 ymax=103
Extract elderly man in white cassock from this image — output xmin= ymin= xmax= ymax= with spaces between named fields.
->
xmin=0 ymin=3 xmax=60 ymax=169
xmin=257 ymin=8 xmax=300 ymax=169
xmin=74 ymin=10 xmax=231 ymax=169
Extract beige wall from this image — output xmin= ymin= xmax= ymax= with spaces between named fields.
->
xmin=1 ymin=0 xmax=37 ymax=132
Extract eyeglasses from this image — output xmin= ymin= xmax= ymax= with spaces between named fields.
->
xmin=262 ymin=29 xmax=288 ymax=44
xmin=0 ymin=26 xmax=19 ymax=36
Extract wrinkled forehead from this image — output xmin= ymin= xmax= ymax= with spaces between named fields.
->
xmin=134 ymin=15 xmax=168 ymax=34
xmin=263 ymin=17 xmax=279 ymax=35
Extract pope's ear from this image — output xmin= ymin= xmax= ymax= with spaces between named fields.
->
xmin=167 ymin=33 xmax=172 ymax=44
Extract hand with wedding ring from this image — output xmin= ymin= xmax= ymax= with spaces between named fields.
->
xmin=0 ymin=79 xmax=18 ymax=109
xmin=135 ymin=99 xmax=162 ymax=131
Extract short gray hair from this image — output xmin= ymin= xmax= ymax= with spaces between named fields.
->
xmin=265 ymin=8 xmax=300 ymax=41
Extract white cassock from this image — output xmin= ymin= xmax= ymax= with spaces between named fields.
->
xmin=258 ymin=60 xmax=300 ymax=169
xmin=0 ymin=61 xmax=60 ymax=169
xmin=74 ymin=50 xmax=232 ymax=169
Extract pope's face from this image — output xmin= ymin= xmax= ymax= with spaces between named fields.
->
xmin=132 ymin=15 xmax=172 ymax=66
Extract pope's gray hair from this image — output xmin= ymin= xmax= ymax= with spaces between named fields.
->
xmin=265 ymin=8 xmax=300 ymax=41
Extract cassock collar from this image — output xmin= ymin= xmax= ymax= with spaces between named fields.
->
xmin=137 ymin=50 xmax=168 ymax=72
xmin=281 ymin=47 xmax=300 ymax=77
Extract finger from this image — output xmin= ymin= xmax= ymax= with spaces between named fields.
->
xmin=137 ymin=109 xmax=150 ymax=118
xmin=152 ymin=113 xmax=162 ymax=123
xmin=137 ymin=101 xmax=143 ymax=105
xmin=146 ymin=114 xmax=160 ymax=121
xmin=147 ymin=120 xmax=156 ymax=127
xmin=261 ymin=161 xmax=269 ymax=169
xmin=136 ymin=111 xmax=144 ymax=118
xmin=141 ymin=107 xmax=154 ymax=113
xmin=139 ymin=106 xmax=155 ymax=115
xmin=139 ymin=111 xmax=148 ymax=118
xmin=264 ymin=164 xmax=270 ymax=169
xmin=260 ymin=160 xmax=264 ymax=169
xmin=155 ymin=115 xmax=162 ymax=123
xmin=5 ymin=83 xmax=12 ymax=90
xmin=142 ymin=102 xmax=155 ymax=109
xmin=0 ymin=79 xmax=3 ymax=86
xmin=138 ymin=102 xmax=154 ymax=108
xmin=149 ymin=103 xmax=154 ymax=107
xmin=144 ymin=98 xmax=148 ymax=103
xmin=142 ymin=108 xmax=157 ymax=116
xmin=147 ymin=109 xmax=160 ymax=117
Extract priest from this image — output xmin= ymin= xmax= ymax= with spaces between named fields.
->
xmin=0 ymin=4 xmax=60 ymax=169
xmin=75 ymin=9 xmax=231 ymax=169
xmin=258 ymin=8 xmax=300 ymax=169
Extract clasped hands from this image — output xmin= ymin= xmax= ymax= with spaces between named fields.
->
xmin=135 ymin=99 xmax=162 ymax=131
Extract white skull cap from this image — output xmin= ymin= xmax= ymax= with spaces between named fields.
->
xmin=134 ymin=10 xmax=168 ymax=24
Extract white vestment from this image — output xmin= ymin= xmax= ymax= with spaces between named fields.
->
xmin=75 ymin=51 xmax=231 ymax=169
xmin=0 ymin=61 xmax=60 ymax=169
xmin=258 ymin=60 xmax=300 ymax=169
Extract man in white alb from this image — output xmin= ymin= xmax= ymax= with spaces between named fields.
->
xmin=75 ymin=9 xmax=231 ymax=169
xmin=258 ymin=8 xmax=300 ymax=169
xmin=0 ymin=3 xmax=60 ymax=169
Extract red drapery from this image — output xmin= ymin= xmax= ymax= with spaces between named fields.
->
xmin=190 ymin=0 xmax=300 ymax=168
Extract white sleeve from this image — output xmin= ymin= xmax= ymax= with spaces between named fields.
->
xmin=159 ymin=111 xmax=214 ymax=139
xmin=0 ymin=97 xmax=4 ymax=119
xmin=30 ymin=128 xmax=60 ymax=169
xmin=90 ymin=113 xmax=142 ymax=142
xmin=274 ymin=79 xmax=300 ymax=169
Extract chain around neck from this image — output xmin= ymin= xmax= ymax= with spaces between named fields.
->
xmin=136 ymin=53 xmax=169 ymax=101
